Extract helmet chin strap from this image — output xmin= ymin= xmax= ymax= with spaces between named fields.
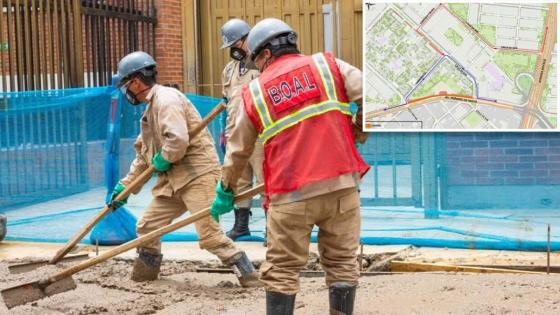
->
xmin=126 ymin=86 xmax=152 ymax=106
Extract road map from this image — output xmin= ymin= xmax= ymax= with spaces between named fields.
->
xmin=364 ymin=3 xmax=558 ymax=130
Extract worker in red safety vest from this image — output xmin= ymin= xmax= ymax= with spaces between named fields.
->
xmin=210 ymin=18 xmax=369 ymax=315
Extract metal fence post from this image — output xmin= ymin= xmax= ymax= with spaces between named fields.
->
xmin=422 ymin=133 xmax=439 ymax=219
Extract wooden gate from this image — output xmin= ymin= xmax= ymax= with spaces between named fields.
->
xmin=0 ymin=0 xmax=157 ymax=92
xmin=193 ymin=0 xmax=361 ymax=96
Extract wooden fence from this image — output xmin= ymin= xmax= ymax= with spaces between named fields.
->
xmin=0 ymin=0 xmax=157 ymax=92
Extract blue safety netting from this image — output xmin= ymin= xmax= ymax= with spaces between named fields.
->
xmin=1 ymin=87 xmax=560 ymax=251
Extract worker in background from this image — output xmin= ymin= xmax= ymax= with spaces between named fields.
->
xmin=111 ymin=51 xmax=260 ymax=287
xmin=210 ymin=19 xmax=369 ymax=315
xmin=219 ymin=19 xmax=264 ymax=241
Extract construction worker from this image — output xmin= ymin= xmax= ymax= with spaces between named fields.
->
xmin=220 ymin=19 xmax=264 ymax=241
xmin=211 ymin=18 xmax=369 ymax=315
xmin=111 ymin=51 xmax=259 ymax=287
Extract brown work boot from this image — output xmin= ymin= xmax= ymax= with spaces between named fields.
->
xmin=225 ymin=251 xmax=262 ymax=288
xmin=131 ymin=248 xmax=163 ymax=282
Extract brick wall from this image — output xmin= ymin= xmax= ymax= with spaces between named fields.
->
xmin=445 ymin=133 xmax=560 ymax=186
xmin=154 ymin=0 xmax=184 ymax=89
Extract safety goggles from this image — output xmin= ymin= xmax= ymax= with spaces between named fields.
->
xmin=118 ymin=78 xmax=133 ymax=95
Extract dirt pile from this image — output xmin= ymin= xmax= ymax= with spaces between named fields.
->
xmin=2 ymin=254 xmax=560 ymax=314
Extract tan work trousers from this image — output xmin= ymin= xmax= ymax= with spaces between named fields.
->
xmin=136 ymin=170 xmax=239 ymax=262
xmin=235 ymin=140 xmax=265 ymax=208
xmin=259 ymin=187 xmax=361 ymax=294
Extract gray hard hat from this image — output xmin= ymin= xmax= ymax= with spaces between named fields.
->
xmin=248 ymin=18 xmax=297 ymax=61
xmin=221 ymin=19 xmax=251 ymax=49
xmin=115 ymin=51 xmax=157 ymax=87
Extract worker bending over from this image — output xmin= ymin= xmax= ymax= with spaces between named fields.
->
xmin=112 ymin=51 xmax=260 ymax=287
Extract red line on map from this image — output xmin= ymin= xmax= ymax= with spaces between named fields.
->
xmin=407 ymin=93 xmax=475 ymax=105
xmin=541 ymin=26 xmax=549 ymax=53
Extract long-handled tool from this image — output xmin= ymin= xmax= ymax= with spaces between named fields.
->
xmin=8 ymin=254 xmax=91 ymax=275
xmin=1 ymin=184 xmax=263 ymax=309
xmin=8 ymin=101 xmax=227 ymax=274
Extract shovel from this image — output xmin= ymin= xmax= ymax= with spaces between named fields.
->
xmin=8 ymin=101 xmax=227 ymax=274
xmin=1 ymin=184 xmax=263 ymax=309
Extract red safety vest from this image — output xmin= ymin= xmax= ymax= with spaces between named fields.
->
xmin=242 ymin=52 xmax=370 ymax=196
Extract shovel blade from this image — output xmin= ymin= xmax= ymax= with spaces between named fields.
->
xmin=1 ymin=276 xmax=76 ymax=309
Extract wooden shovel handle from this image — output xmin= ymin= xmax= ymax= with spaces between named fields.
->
xmin=49 ymin=101 xmax=227 ymax=264
xmin=190 ymin=101 xmax=227 ymax=136
xmin=47 ymin=184 xmax=264 ymax=284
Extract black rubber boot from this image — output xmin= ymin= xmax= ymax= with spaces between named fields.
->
xmin=266 ymin=291 xmax=296 ymax=315
xmin=262 ymin=213 xmax=268 ymax=247
xmin=329 ymin=282 xmax=356 ymax=315
xmin=226 ymin=208 xmax=251 ymax=241
xmin=131 ymin=248 xmax=163 ymax=282
xmin=225 ymin=251 xmax=262 ymax=288
xmin=0 ymin=214 xmax=6 ymax=242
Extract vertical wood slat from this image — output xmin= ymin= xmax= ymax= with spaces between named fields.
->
xmin=99 ymin=0 xmax=105 ymax=85
xmin=46 ymin=0 xmax=55 ymax=89
xmin=97 ymin=0 xmax=104 ymax=85
xmin=30 ymin=0 xmax=38 ymax=89
xmin=72 ymin=0 xmax=84 ymax=86
xmin=14 ymin=0 xmax=23 ymax=90
xmin=105 ymin=0 xmax=113 ymax=80
xmin=83 ymin=9 xmax=89 ymax=86
xmin=39 ymin=0 xmax=47 ymax=89
xmin=115 ymin=0 xmax=121 ymax=76
xmin=23 ymin=0 xmax=31 ymax=89
xmin=143 ymin=0 xmax=146 ymax=54
xmin=60 ymin=0 xmax=69 ymax=87
xmin=67 ymin=0 xmax=76 ymax=86
xmin=110 ymin=0 xmax=115 ymax=80
xmin=0 ymin=0 xmax=6 ymax=92
xmin=6 ymin=0 xmax=15 ymax=91
xmin=92 ymin=0 xmax=98 ymax=86
xmin=53 ymin=0 xmax=61 ymax=88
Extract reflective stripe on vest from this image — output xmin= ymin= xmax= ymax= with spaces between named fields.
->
xmin=249 ymin=53 xmax=350 ymax=143
xmin=312 ymin=53 xmax=338 ymax=101
xmin=260 ymin=101 xmax=351 ymax=142
xmin=250 ymin=78 xmax=273 ymax=127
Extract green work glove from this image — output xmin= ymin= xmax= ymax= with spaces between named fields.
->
xmin=109 ymin=182 xmax=128 ymax=209
xmin=152 ymin=150 xmax=171 ymax=172
xmin=210 ymin=182 xmax=234 ymax=222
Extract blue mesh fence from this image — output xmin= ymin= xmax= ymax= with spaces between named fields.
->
xmin=0 ymin=87 xmax=112 ymax=209
xmin=1 ymin=87 xmax=560 ymax=251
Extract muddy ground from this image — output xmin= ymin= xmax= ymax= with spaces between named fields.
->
xmin=1 ymin=253 xmax=560 ymax=315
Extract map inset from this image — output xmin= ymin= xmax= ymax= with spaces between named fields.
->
xmin=364 ymin=3 xmax=558 ymax=130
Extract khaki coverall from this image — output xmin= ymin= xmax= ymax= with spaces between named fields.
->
xmin=121 ymin=84 xmax=239 ymax=261
xmin=221 ymin=58 xmax=367 ymax=294
xmin=221 ymin=60 xmax=264 ymax=207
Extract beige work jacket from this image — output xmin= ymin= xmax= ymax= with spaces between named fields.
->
xmin=121 ymin=84 xmax=220 ymax=197
xmin=221 ymin=60 xmax=259 ymax=140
